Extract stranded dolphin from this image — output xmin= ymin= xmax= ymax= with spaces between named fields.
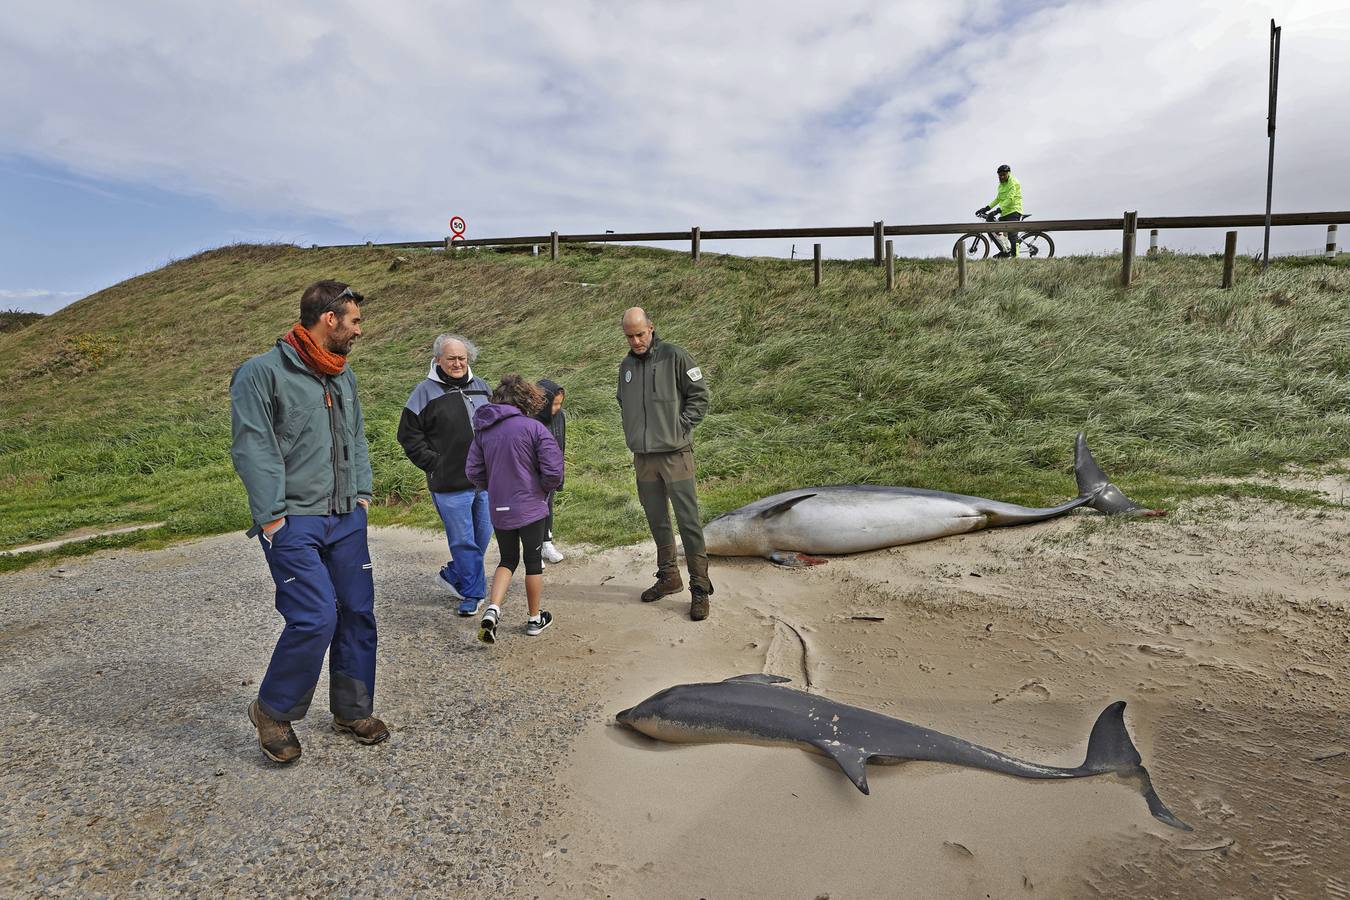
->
xmin=703 ymin=433 xmax=1161 ymax=565
xmin=616 ymin=674 xmax=1190 ymax=830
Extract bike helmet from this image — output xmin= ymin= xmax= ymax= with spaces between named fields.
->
xmin=996 ymin=164 xmax=1011 ymax=174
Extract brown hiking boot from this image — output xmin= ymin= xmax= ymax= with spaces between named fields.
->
xmin=641 ymin=544 xmax=684 ymax=602
xmin=333 ymin=714 xmax=390 ymax=745
xmin=641 ymin=570 xmax=684 ymax=602
xmin=689 ymin=590 xmax=710 ymax=621
xmin=248 ymin=699 xmax=301 ymax=764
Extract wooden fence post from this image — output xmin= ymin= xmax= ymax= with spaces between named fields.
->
xmin=550 ymin=231 xmax=559 ymax=261
xmin=691 ymin=227 xmax=701 ymax=262
xmin=957 ymin=239 xmax=967 ymax=290
xmin=1328 ymin=224 xmax=1339 ymax=259
xmin=885 ymin=240 xmax=895 ymax=290
xmin=1148 ymin=229 xmax=1159 ymax=255
xmin=873 ymin=221 xmax=884 ymax=266
xmin=1222 ymin=231 xmax=1238 ymax=288
xmin=1120 ymin=211 xmax=1138 ymax=286
xmin=813 ymin=243 xmax=822 ymax=288
xmin=444 ymin=237 xmax=452 ymax=251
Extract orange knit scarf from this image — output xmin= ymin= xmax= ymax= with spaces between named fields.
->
xmin=283 ymin=323 xmax=347 ymax=376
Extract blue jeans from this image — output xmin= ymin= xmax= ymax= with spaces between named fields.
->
xmin=257 ymin=509 xmax=376 ymax=722
xmin=432 ymin=489 xmax=492 ymax=601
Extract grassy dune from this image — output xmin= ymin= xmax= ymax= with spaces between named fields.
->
xmin=2 ymin=243 xmax=1348 ymax=568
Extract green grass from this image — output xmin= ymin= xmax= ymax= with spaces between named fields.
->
xmin=2 ymin=242 xmax=1349 ymax=568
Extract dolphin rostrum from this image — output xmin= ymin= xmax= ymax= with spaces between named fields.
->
xmin=616 ymin=674 xmax=1190 ymax=830
xmin=703 ymin=433 xmax=1163 ymax=565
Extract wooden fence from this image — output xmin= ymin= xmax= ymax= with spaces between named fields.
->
xmin=315 ymin=210 xmax=1349 ymax=291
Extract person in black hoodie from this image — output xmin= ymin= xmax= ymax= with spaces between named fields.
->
xmin=397 ymin=334 xmax=493 ymax=616
xmin=536 ymin=379 xmax=567 ymax=563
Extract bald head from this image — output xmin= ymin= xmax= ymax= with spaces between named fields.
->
xmin=622 ymin=307 xmax=655 ymax=356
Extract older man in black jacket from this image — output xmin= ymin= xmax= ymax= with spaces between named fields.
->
xmin=397 ymin=333 xmax=493 ymax=616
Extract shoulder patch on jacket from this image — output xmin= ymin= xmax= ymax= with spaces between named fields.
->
xmin=687 ymin=367 xmax=703 ymax=382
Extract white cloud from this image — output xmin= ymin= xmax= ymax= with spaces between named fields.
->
xmin=0 ymin=0 xmax=1345 ymax=260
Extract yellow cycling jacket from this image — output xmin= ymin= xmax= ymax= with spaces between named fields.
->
xmin=987 ymin=176 xmax=1024 ymax=215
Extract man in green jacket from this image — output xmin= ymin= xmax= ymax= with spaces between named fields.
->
xmin=618 ymin=307 xmax=713 ymax=621
xmin=230 ymin=280 xmax=388 ymax=764
xmin=977 ymin=164 xmax=1024 ymax=258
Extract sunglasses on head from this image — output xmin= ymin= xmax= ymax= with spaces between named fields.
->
xmin=321 ymin=286 xmax=364 ymax=317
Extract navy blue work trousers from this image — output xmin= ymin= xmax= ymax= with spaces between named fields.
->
xmin=256 ymin=509 xmax=376 ymax=722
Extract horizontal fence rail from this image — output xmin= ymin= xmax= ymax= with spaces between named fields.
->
xmin=313 ymin=211 xmax=1350 ymax=251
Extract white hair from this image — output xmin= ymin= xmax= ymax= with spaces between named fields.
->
xmin=432 ymin=333 xmax=478 ymax=363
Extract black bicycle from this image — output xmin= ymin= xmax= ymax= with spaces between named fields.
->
xmin=952 ymin=210 xmax=1055 ymax=259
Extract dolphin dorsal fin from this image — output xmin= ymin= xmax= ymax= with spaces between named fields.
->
xmin=722 ymin=674 xmax=792 ymax=684
xmin=810 ymin=740 xmax=871 ymax=794
xmin=758 ymin=493 xmax=817 ymax=519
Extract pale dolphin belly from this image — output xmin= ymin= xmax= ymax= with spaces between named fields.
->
xmin=762 ymin=489 xmax=987 ymax=554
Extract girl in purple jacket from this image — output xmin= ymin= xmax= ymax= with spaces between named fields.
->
xmin=465 ymin=375 xmax=564 ymax=643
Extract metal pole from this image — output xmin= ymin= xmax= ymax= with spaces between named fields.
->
xmin=1149 ymin=229 xmax=1159 ymax=255
xmin=1327 ymin=224 xmax=1338 ymax=259
xmin=1263 ymin=19 xmax=1281 ymax=272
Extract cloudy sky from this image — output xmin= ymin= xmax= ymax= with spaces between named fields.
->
xmin=2 ymin=0 xmax=1346 ymax=313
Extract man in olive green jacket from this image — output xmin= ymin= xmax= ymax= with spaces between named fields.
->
xmin=617 ymin=307 xmax=713 ymax=621
xmin=230 ymin=280 xmax=388 ymax=765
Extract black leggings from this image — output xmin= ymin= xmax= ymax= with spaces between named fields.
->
xmin=496 ymin=517 xmax=549 ymax=576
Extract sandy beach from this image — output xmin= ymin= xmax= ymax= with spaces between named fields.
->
xmin=3 ymin=484 xmax=1348 ymax=897
xmin=512 ymin=483 xmax=1350 ymax=898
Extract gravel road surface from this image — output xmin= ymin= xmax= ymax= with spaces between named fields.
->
xmin=0 ymin=528 xmax=592 ymax=897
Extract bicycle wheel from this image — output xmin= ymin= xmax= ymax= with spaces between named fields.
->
xmin=1020 ymin=232 xmax=1055 ymax=259
xmin=952 ymin=233 xmax=990 ymax=260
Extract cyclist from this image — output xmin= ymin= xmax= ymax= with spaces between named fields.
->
xmin=976 ymin=164 xmax=1024 ymax=258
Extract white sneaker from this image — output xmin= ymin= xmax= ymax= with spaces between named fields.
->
xmin=540 ymin=541 xmax=564 ymax=564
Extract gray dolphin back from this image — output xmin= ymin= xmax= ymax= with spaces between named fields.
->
xmin=616 ymin=676 xmax=1190 ymax=831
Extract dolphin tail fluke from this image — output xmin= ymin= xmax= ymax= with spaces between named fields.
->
xmin=811 ymin=740 xmax=871 ymax=794
xmin=1081 ymin=701 xmax=1192 ymax=831
xmin=1073 ymin=433 xmax=1166 ymax=517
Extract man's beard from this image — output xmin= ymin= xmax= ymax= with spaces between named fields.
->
xmin=325 ymin=333 xmax=354 ymax=356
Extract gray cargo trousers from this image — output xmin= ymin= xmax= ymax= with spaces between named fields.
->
xmin=634 ymin=448 xmax=713 ymax=594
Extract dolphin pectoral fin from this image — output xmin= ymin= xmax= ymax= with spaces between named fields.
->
xmin=810 ymin=740 xmax=871 ymax=794
xmin=722 ymin=674 xmax=793 ymax=684
xmin=758 ymin=493 xmax=818 ymax=518
xmin=769 ymin=550 xmax=829 ymax=567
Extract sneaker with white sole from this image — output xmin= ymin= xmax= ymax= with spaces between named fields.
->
xmin=540 ymin=541 xmax=564 ymax=564
xmin=457 ymin=596 xmax=484 ymax=617
xmin=478 ymin=607 xmax=500 ymax=644
xmin=436 ymin=566 xmax=464 ymax=601
xmin=525 ymin=611 xmax=553 ymax=636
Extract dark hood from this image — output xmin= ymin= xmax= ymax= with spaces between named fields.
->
xmin=537 ymin=378 xmax=563 ymax=424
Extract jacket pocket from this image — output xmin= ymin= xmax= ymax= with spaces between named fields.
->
xmin=278 ymin=405 xmax=320 ymax=456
